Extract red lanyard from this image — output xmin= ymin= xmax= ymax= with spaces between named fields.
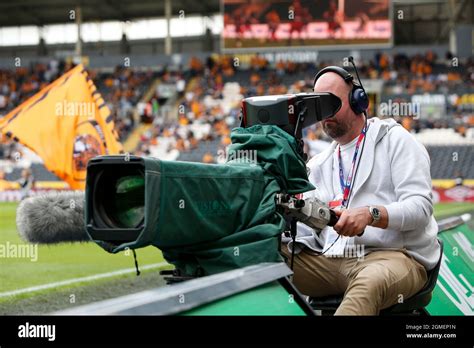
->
xmin=338 ymin=125 xmax=368 ymax=208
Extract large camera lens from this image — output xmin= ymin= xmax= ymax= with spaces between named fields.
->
xmin=94 ymin=167 xmax=145 ymax=229
xmin=110 ymin=175 xmax=145 ymax=228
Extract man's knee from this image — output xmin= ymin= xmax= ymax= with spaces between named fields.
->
xmin=339 ymin=264 xmax=391 ymax=314
xmin=338 ymin=254 xmax=428 ymax=315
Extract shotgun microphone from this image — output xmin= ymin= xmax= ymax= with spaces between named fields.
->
xmin=16 ymin=191 xmax=89 ymax=244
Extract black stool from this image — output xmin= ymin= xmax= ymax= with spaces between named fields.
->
xmin=308 ymin=239 xmax=444 ymax=315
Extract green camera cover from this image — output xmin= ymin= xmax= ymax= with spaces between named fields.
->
xmin=88 ymin=125 xmax=314 ymax=276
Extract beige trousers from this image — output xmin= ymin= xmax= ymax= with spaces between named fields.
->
xmin=281 ymin=246 xmax=428 ymax=315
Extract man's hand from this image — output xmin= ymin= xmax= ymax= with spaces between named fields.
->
xmin=333 ymin=207 xmax=372 ymax=237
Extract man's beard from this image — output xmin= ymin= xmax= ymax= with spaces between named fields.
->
xmin=322 ymin=120 xmax=350 ymax=139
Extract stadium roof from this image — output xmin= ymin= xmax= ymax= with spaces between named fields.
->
xmin=0 ymin=0 xmax=220 ymax=27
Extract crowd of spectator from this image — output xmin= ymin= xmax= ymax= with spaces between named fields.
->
xmin=135 ymin=51 xmax=474 ymax=161
xmin=135 ymin=57 xmax=242 ymax=163
xmin=1 ymin=50 xmax=473 ymax=179
xmin=0 ymin=60 xmax=158 ymax=173
xmin=0 ymin=60 xmax=69 ymax=113
xmin=0 ymin=61 xmax=157 ymax=141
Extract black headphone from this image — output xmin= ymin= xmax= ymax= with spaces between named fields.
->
xmin=313 ymin=66 xmax=369 ymax=115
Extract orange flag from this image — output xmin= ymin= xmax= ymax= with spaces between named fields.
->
xmin=0 ymin=64 xmax=123 ymax=189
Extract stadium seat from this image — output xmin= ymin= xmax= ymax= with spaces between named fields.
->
xmin=308 ymin=239 xmax=444 ymax=315
xmin=426 ymin=145 xmax=474 ymax=179
xmin=177 ymin=138 xmax=222 ymax=162
xmin=415 ymin=129 xmax=474 ymax=145
xmin=5 ymin=163 xmax=60 ymax=181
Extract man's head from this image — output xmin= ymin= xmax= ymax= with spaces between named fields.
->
xmin=313 ymin=68 xmax=366 ymax=144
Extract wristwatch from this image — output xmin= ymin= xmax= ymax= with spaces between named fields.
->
xmin=368 ymin=206 xmax=381 ymax=226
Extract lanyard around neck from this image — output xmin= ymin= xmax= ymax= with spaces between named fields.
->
xmin=338 ymin=124 xmax=368 ymax=208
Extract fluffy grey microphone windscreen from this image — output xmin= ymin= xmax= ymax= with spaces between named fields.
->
xmin=16 ymin=191 xmax=90 ymax=244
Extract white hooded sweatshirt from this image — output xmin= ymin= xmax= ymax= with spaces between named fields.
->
xmin=289 ymin=117 xmax=441 ymax=270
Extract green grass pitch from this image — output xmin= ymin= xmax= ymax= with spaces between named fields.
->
xmin=0 ymin=202 xmax=166 ymax=299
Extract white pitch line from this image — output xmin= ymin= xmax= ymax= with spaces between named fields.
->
xmin=0 ymin=262 xmax=168 ymax=298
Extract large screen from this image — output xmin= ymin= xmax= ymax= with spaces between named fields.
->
xmin=223 ymin=0 xmax=392 ymax=50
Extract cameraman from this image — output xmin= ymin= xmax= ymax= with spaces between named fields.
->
xmin=282 ymin=67 xmax=441 ymax=315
